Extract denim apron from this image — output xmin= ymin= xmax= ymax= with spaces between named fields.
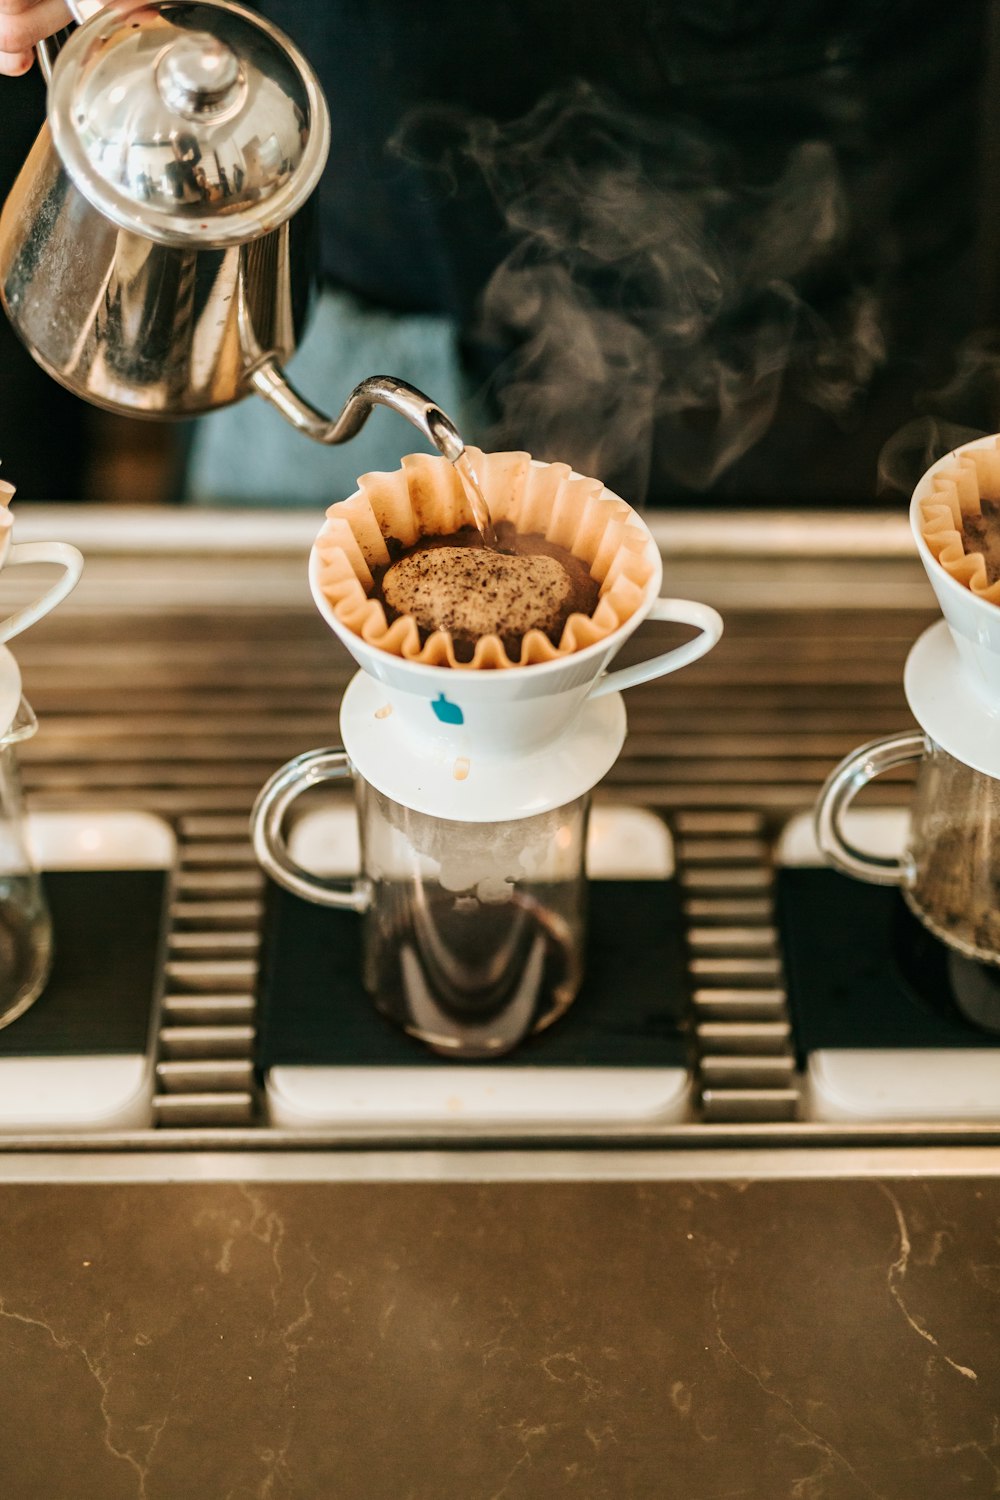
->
xmin=185 ymin=287 xmax=472 ymax=507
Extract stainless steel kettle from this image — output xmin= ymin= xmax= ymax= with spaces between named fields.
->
xmin=0 ymin=0 xmax=464 ymax=460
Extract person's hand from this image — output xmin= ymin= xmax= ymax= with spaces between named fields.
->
xmin=0 ymin=0 xmax=73 ymax=77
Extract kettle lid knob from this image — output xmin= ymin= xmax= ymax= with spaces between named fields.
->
xmin=155 ymin=32 xmax=245 ymax=119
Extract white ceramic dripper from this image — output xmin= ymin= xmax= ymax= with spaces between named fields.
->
xmin=308 ymin=469 xmax=723 ymax=821
xmin=910 ymin=435 xmax=1000 ymax=706
xmin=904 ymin=436 xmax=1000 ymax=778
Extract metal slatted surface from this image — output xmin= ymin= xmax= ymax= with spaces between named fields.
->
xmin=673 ymin=812 xmax=797 ymax=1122
xmin=158 ymin=814 xmax=261 ymax=1125
xmin=0 ymin=508 xmax=947 ymax=1141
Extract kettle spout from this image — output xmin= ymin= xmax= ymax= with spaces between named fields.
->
xmin=249 ymin=358 xmax=466 ymax=464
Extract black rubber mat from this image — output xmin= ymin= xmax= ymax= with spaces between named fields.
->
xmin=257 ymin=878 xmax=691 ymax=1070
xmin=0 ymin=870 xmax=168 ymax=1057
xmin=777 ymin=866 xmax=1000 ymax=1064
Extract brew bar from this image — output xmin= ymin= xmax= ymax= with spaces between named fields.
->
xmin=0 ymin=499 xmax=978 ymax=1138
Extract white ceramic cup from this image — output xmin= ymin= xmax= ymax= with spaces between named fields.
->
xmin=910 ymin=435 xmax=1000 ymax=705
xmin=0 ymin=515 xmax=84 ymax=644
xmin=309 ymin=472 xmax=723 ymax=759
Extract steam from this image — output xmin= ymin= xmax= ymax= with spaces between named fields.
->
xmin=877 ymin=418 xmax=986 ymax=500
xmin=393 ymin=83 xmax=887 ymax=500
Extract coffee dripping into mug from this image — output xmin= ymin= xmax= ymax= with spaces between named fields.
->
xmin=0 ymin=0 xmax=466 ymax=467
xmin=816 ymin=435 xmax=1000 ymax=1024
xmin=252 ymin=462 xmax=723 ymax=1057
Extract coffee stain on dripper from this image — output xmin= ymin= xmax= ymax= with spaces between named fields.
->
xmin=453 ymin=757 xmax=470 ymax=781
xmin=374 ymin=704 xmax=393 ymax=720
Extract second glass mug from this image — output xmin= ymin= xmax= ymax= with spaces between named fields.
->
xmin=252 ymin=749 xmax=590 ymax=1057
xmin=815 ymin=732 xmax=1000 ymax=966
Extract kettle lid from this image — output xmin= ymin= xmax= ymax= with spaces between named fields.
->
xmin=47 ymin=0 xmax=330 ymax=248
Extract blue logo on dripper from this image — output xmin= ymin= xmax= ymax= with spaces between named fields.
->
xmin=431 ymin=693 xmax=464 ymax=726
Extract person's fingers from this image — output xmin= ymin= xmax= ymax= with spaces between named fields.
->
xmin=0 ymin=0 xmax=73 ymax=17
xmin=0 ymin=0 xmax=72 ymax=56
xmin=0 ymin=47 xmax=34 ymax=75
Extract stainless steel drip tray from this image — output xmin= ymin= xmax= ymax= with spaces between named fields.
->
xmin=2 ymin=1142 xmax=1000 ymax=1183
xmin=254 ymin=803 xmax=1000 ymax=1138
xmin=4 ymin=503 xmax=1000 ymax=1160
xmin=152 ymin=795 xmax=1000 ymax=1149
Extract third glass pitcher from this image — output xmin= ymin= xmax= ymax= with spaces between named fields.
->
xmin=815 ymin=732 xmax=1000 ymax=966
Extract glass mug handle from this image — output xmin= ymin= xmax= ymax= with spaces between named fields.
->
xmin=589 ymin=598 xmax=723 ymax=699
xmin=0 ymin=542 xmax=85 ymax=644
xmin=251 ymin=748 xmax=372 ymax=911
xmin=814 ymin=731 xmax=929 ymax=886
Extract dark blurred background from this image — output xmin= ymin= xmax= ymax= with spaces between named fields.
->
xmin=4 ymin=0 xmax=1000 ymax=506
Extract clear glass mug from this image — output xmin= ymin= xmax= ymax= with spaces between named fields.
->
xmin=252 ymin=748 xmax=589 ymax=1057
xmin=0 ymin=693 xmax=52 ymax=1029
xmin=815 ymin=732 xmax=1000 ymax=966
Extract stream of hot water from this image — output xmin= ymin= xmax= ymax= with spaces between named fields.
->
xmin=453 ymin=450 xmax=498 ymax=550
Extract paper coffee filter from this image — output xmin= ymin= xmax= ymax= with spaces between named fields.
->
xmin=917 ymin=439 xmax=1000 ymax=606
xmin=313 ymin=449 xmax=656 ymax=669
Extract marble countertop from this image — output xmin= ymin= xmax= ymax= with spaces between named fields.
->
xmin=1 ymin=1173 xmax=997 ymax=1498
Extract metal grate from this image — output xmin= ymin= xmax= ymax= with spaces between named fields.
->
xmin=674 ymin=811 xmax=797 ymax=1123
xmin=157 ymin=814 xmax=261 ymax=1127
xmin=2 ymin=506 xmax=968 ymax=1144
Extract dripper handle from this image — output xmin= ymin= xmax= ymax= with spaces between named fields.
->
xmin=250 ymin=359 xmax=466 ymax=463
xmin=0 ymin=541 xmax=84 ymax=644
xmin=814 ymin=731 xmax=928 ymax=885
xmin=589 ymin=597 xmax=723 ymax=699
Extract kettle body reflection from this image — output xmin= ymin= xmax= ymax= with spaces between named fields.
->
xmin=0 ymin=0 xmax=466 ymax=461
xmin=1 ymin=122 xmax=316 ymax=419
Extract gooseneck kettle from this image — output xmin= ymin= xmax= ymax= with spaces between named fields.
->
xmin=0 ymin=0 xmax=465 ymax=460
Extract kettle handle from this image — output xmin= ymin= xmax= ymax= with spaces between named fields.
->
xmin=249 ymin=359 xmax=466 ymax=464
xmin=37 ymin=2 xmax=105 ymax=85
